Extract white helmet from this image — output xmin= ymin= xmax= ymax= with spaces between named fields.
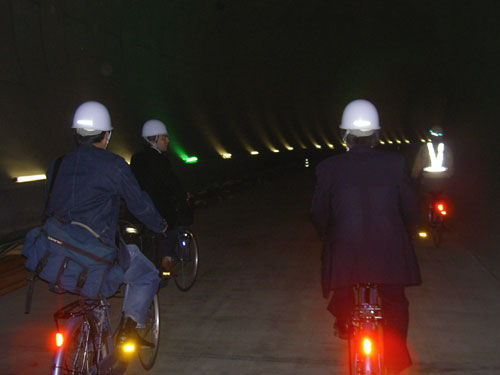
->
xmin=142 ymin=119 xmax=168 ymax=137
xmin=340 ymin=99 xmax=380 ymax=133
xmin=72 ymin=101 xmax=112 ymax=135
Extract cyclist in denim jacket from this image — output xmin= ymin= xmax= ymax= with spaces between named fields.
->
xmin=45 ymin=101 xmax=168 ymax=347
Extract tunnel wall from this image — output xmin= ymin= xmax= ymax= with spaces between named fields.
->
xmin=0 ymin=148 xmax=315 ymax=241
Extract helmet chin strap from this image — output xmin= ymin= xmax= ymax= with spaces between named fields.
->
xmin=104 ymin=131 xmax=112 ymax=149
xmin=145 ymin=137 xmax=162 ymax=153
xmin=342 ymin=130 xmax=351 ymax=151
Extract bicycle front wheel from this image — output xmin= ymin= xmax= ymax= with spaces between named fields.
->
xmin=137 ymin=294 xmax=160 ymax=370
xmin=173 ymin=230 xmax=199 ymax=291
xmin=52 ymin=316 xmax=96 ymax=375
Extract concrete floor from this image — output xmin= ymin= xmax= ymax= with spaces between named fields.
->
xmin=1 ymin=168 xmax=499 ymax=375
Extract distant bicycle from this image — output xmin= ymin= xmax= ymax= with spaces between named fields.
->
xmin=427 ymin=192 xmax=449 ymax=247
xmin=348 ymin=284 xmax=384 ymax=375
xmin=51 ymin=285 xmax=160 ymax=374
xmin=121 ymin=221 xmax=199 ymax=291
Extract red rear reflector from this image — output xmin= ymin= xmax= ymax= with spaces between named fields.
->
xmin=56 ymin=333 xmax=64 ymax=347
xmin=363 ymin=338 xmax=372 ymax=355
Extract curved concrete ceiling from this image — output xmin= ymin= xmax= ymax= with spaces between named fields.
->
xmin=1 ymin=0 xmax=498 ymax=184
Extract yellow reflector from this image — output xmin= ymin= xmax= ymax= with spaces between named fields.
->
xmin=162 ymin=271 xmax=170 ymax=276
xmin=418 ymin=232 xmax=428 ymax=238
xmin=123 ymin=343 xmax=135 ymax=353
xmin=363 ymin=338 xmax=372 ymax=355
xmin=56 ymin=332 xmax=64 ymax=347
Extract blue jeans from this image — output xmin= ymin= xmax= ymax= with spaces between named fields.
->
xmin=122 ymin=244 xmax=159 ymax=327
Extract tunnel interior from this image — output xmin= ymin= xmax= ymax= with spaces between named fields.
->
xmin=1 ymin=0 xmax=499 ymax=277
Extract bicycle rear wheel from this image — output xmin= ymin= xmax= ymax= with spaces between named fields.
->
xmin=349 ymin=330 xmax=383 ymax=375
xmin=137 ymin=294 xmax=160 ymax=370
xmin=432 ymin=221 xmax=444 ymax=247
xmin=52 ymin=316 xmax=96 ymax=375
xmin=173 ymin=230 xmax=199 ymax=291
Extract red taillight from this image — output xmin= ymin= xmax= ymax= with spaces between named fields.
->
xmin=56 ymin=332 xmax=64 ymax=347
xmin=435 ymin=202 xmax=447 ymax=215
xmin=362 ymin=337 xmax=372 ymax=355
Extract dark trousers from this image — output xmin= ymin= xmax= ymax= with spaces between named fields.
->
xmin=162 ymin=225 xmax=184 ymax=258
xmin=328 ymin=285 xmax=411 ymax=373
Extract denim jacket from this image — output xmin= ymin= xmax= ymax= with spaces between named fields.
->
xmin=45 ymin=144 xmax=166 ymax=245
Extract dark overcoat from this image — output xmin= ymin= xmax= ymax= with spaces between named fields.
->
xmin=311 ymin=145 xmax=421 ymax=298
xmin=130 ymin=146 xmax=187 ymax=225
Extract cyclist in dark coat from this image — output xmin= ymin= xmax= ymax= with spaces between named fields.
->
xmin=130 ymin=120 xmax=190 ymax=274
xmin=311 ymin=99 xmax=421 ymax=375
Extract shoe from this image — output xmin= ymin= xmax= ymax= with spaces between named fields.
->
xmin=333 ymin=319 xmax=350 ymax=340
xmin=158 ymin=275 xmax=170 ymax=288
xmin=116 ymin=317 xmax=154 ymax=350
xmin=161 ymin=256 xmax=178 ymax=277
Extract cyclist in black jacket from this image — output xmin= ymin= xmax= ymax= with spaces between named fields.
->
xmin=130 ymin=120 xmax=190 ymax=276
xmin=311 ymin=99 xmax=421 ymax=375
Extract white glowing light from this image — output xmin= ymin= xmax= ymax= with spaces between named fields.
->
xmin=387 ymin=140 xmax=393 ymax=144
xmin=16 ymin=174 xmax=47 ymax=183
xmin=272 ymin=149 xmax=279 ymax=153
xmin=379 ymin=140 xmax=385 ymax=145
xmin=222 ymin=153 xmax=232 ymax=159
xmin=424 ymin=142 xmax=447 ymax=173
xmin=327 ymin=143 xmax=334 ymax=149
xmin=286 ymin=146 xmax=294 ymax=151
xmin=250 ymin=151 xmax=259 ymax=155
xmin=76 ymin=119 xmax=94 ymax=127
xmin=315 ymin=144 xmax=321 ymax=149
xmin=405 ymin=139 xmax=410 ymax=144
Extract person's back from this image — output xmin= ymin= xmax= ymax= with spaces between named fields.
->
xmin=313 ymin=146 xmax=420 ymax=288
xmin=47 ymin=144 xmax=164 ymax=245
xmin=411 ymin=125 xmax=454 ymax=187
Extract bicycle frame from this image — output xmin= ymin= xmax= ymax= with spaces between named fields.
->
xmin=349 ymin=285 xmax=383 ymax=375
xmin=427 ymin=193 xmax=449 ymax=247
xmin=51 ymin=294 xmax=123 ymax=375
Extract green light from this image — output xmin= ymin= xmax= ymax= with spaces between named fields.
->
xmin=185 ymin=156 xmax=198 ymax=164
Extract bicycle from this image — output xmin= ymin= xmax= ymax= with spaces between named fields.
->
xmin=51 ymin=285 xmax=160 ymax=375
xmin=427 ymin=192 xmax=449 ymax=247
xmin=348 ymin=284 xmax=384 ymax=375
xmin=121 ymin=221 xmax=199 ymax=292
